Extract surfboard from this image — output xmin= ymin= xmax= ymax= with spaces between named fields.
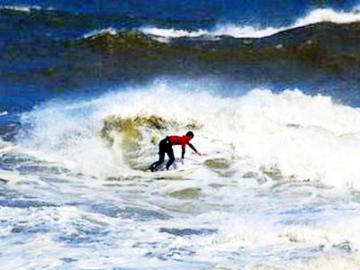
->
xmin=150 ymin=166 xmax=197 ymax=180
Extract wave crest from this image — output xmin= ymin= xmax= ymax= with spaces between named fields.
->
xmin=140 ymin=7 xmax=360 ymax=39
xmin=82 ymin=27 xmax=118 ymax=40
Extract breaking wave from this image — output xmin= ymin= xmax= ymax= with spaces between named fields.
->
xmin=15 ymin=79 xmax=360 ymax=189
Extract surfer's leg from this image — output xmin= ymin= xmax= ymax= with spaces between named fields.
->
xmin=166 ymin=147 xmax=175 ymax=170
xmin=150 ymin=152 xmax=164 ymax=171
xmin=150 ymin=149 xmax=165 ymax=171
xmin=150 ymin=140 xmax=166 ymax=171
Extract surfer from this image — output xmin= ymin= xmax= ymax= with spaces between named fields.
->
xmin=150 ymin=131 xmax=201 ymax=172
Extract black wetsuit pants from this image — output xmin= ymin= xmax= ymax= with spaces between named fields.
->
xmin=150 ymin=137 xmax=175 ymax=171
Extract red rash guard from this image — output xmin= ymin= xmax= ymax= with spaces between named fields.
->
xmin=168 ymin=135 xmax=190 ymax=149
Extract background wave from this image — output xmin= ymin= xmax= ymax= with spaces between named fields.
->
xmin=140 ymin=7 xmax=360 ymax=38
xmin=2 ymin=20 xmax=360 ymax=107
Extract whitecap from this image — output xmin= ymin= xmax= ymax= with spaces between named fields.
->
xmin=82 ymin=27 xmax=119 ymax=40
xmin=140 ymin=6 xmax=360 ymax=39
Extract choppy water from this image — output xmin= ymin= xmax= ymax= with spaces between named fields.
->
xmin=1 ymin=1 xmax=360 ymax=269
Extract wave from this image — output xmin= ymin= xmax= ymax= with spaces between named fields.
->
xmin=0 ymin=111 xmax=8 ymax=117
xmin=84 ymin=24 xmax=278 ymax=40
xmin=76 ymin=22 xmax=360 ymax=89
xmin=2 ymin=4 xmax=359 ymax=88
xmin=15 ymin=79 xmax=360 ymax=189
xmin=140 ymin=7 xmax=360 ymax=39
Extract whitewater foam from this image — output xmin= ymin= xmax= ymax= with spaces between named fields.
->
xmin=140 ymin=7 xmax=360 ymax=39
xmin=14 ymin=80 xmax=360 ymax=189
xmin=294 ymin=8 xmax=360 ymax=27
xmin=140 ymin=24 xmax=281 ymax=39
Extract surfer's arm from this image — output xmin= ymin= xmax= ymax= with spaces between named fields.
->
xmin=188 ymin=143 xmax=200 ymax=155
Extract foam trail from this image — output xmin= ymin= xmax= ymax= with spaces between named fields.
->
xmin=141 ymin=7 xmax=360 ymax=39
xmin=15 ymin=80 xmax=360 ymax=189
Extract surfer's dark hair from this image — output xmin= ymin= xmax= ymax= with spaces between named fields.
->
xmin=186 ymin=131 xmax=194 ymax=138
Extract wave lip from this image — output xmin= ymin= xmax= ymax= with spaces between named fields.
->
xmin=140 ymin=7 xmax=360 ymax=39
xmin=294 ymin=8 xmax=360 ymax=27
xmin=82 ymin=27 xmax=119 ymax=40
xmin=140 ymin=24 xmax=281 ymax=39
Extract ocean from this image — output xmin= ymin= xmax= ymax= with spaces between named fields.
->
xmin=1 ymin=1 xmax=360 ymax=269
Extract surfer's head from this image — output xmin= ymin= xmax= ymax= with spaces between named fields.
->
xmin=186 ymin=131 xmax=194 ymax=140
